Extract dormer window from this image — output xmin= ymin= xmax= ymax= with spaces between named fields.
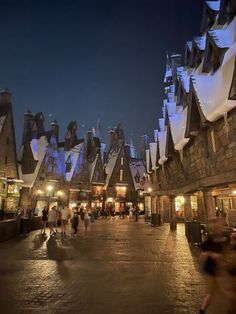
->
xmin=121 ymin=157 xmax=124 ymax=165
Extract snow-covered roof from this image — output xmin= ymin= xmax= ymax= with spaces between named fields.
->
xmin=65 ymin=142 xmax=84 ymax=182
xmin=206 ymin=1 xmax=221 ymax=12
xmin=146 ymin=149 xmax=151 ymax=173
xmin=154 ymin=129 xmax=158 ymax=143
xmin=186 ymin=41 xmax=192 ymax=51
xmin=179 ymin=69 xmax=190 ymax=93
xmin=88 ymin=154 xmax=98 ymax=183
xmin=209 ymin=16 xmax=236 ymax=48
xmin=17 ymin=145 xmax=24 ymax=162
xmin=129 ymin=159 xmax=147 ymax=191
xmin=0 ymin=115 xmax=6 ymax=133
xmin=194 ymin=34 xmax=206 ymax=50
xmin=149 ymin=142 xmax=158 ymax=170
xmin=167 ymin=101 xmax=176 ymax=116
xmin=100 ymin=142 xmax=106 ymax=163
xmin=164 ymin=68 xmax=172 ymax=82
xmin=19 ymin=136 xmax=48 ymax=188
xmin=158 ymin=130 xmax=167 ymax=165
xmin=159 ymin=118 xmax=165 ymax=131
xmin=192 ymin=41 xmax=236 ymax=122
xmin=104 ymin=149 xmax=120 ymax=189
xmin=169 ymin=107 xmax=190 ymax=151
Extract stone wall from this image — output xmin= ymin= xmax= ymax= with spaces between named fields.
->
xmin=156 ymin=107 xmax=236 ymax=195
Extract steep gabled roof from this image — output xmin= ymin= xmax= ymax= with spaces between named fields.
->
xmin=0 ymin=115 xmax=6 ymax=133
xmin=208 ymin=16 xmax=236 ymax=48
xmin=19 ymin=136 xmax=48 ymax=188
xmin=104 ymin=148 xmax=120 ymax=189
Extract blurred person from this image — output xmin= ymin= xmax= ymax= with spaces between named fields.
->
xmin=41 ymin=206 xmax=49 ymax=235
xmin=71 ymin=208 xmax=79 ymax=235
xmin=84 ymin=205 xmax=91 ymax=233
xmin=60 ymin=205 xmax=70 ymax=235
xmin=129 ymin=205 xmax=134 ymax=220
xmin=48 ymin=206 xmax=57 ymax=235
xmin=199 ymin=217 xmax=230 ymax=314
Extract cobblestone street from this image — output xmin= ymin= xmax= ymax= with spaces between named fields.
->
xmin=0 ymin=220 xmax=229 ymax=314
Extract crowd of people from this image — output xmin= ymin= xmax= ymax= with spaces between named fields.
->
xmin=15 ymin=202 xmax=142 ymax=236
xmin=39 ymin=204 xmax=92 ymax=236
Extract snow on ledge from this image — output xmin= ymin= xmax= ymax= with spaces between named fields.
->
xmin=158 ymin=130 xmax=167 ymax=165
xmin=169 ymin=107 xmax=190 ymax=151
xmin=192 ymin=41 xmax=236 ymax=122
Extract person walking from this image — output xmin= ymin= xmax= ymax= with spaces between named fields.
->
xmin=48 ymin=206 xmax=57 ymax=235
xmin=134 ymin=206 xmax=139 ymax=222
xmin=84 ymin=205 xmax=91 ymax=233
xmin=129 ymin=205 xmax=134 ymax=220
xmin=60 ymin=205 xmax=70 ymax=235
xmin=71 ymin=209 xmax=79 ymax=235
xmin=199 ymin=218 xmax=230 ymax=314
xmin=41 ymin=206 xmax=49 ymax=235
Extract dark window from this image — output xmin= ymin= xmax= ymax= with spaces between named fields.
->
xmin=4 ymin=157 xmax=7 ymax=164
xmin=6 ymin=137 xmax=9 ymax=144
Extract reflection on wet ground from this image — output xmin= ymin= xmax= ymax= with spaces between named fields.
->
xmin=0 ymin=221 xmax=232 ymax=314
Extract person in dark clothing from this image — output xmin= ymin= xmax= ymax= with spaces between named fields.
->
xmin=41 ymin=206 xmax=49 ymax=234
xmin=71 ymin=210 xmax=79 ymax=235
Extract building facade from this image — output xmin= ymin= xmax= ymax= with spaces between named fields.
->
xmin=0 ymin=89 xmax=22 ymax=213
xmin=146 ymin=0 xmax=236 ymax=224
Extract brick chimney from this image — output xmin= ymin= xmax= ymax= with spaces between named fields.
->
xmin=50 ymin=120 xmax=59 ymax=142
xmin=22 ymin=110 xmax=34 ymax=144
xmin=65 ymin=121 xmax=77 ymax=151
xmin=0 ymin=88 xmax=11 ymax=107
xmin=108 ymin=130 xmax=115 ymax=152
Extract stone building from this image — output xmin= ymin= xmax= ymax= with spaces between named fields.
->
xmin=0 ymin=89 xmax=22 ymax=213
xmin=147 ymin=0 xmax=236 ymax=224
xmin=18 ymin=112 xmax=105 ymax=213
xmin=104 ymin=124 xmax=147 ymax=213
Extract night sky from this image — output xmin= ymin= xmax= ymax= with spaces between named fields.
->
xmin=0 ymin=0 xmax=204 ymax=149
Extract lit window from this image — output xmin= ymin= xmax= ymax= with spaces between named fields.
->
xmin=121 ymin=157 xmax=124 ymax=165
xmin=119 ymin=169 xmax=123 ymax=181
xmin=94 ymin=186 xmax=102 ymax=196
xmin=116 ymin=186 xmax=126 ymax=197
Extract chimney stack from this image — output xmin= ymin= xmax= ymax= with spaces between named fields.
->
xmin=108 ymin=130 xmax=115 ymax=152
xmin=0 ymin=89 xmax=11 ymax=107
xmin=22 ymin=110 xmax=34 ymax=144
xmin=50 ymin=120 xmax=59 ymax=142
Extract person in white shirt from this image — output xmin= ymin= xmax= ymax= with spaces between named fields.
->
xmin=60 ymin=205 xmax=70 ymax=235
xmin=48 ymin=206 xmax=57 ymax=235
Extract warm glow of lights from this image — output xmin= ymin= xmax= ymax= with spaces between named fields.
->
xmin=148 ymin=187 xmax=152 ymax=192
xmin=233 ymin=190 xmax=236 ymax=195
xmin=36 ymin=189 xmax=43 ymax=195
xmin=107 ymin=197 xmax=114 ymax=202
xmin=47 ymin=185 xmax=53 ymax=192
xmin=57 ymin=190 xmax=64 ymax=197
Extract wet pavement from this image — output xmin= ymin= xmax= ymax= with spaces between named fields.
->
xmin=0 ymin=219 xmax=231 ymax=314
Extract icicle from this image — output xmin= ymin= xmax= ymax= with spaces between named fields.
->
xmin=179 ymin=149 xmax=183 ymax=162
xmin=223 ymin=112 xmax=229 ymax=137
xmin=162 ymin=164 xmax=165 ymax=174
